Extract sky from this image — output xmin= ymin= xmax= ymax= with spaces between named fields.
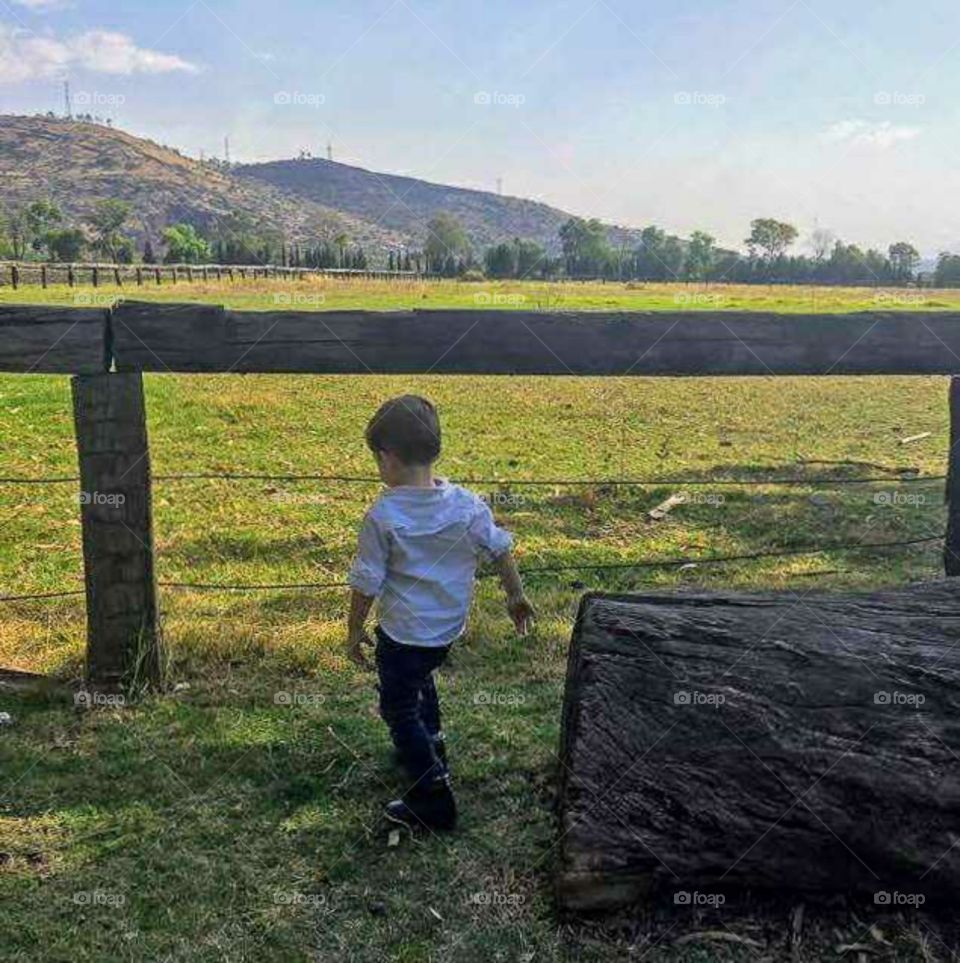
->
xmin=0 ymin=0 xmax=958 ymax=255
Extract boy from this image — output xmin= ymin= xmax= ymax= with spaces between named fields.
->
xmin=347 ymin=395 xmax=535 ymax=831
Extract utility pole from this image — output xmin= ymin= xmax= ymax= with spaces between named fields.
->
xmin=224 ymin=136 xmax=231 ymax=165
xmin=327 ymin=142 xmax=333 ymax=162
xmin=64 ymin=79 xmax=72 ymax=119
xmin=496 ymin=177 xmax=503 ymax=195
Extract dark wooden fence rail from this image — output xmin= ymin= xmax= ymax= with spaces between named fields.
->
xmin=0 ymin=262 xmax=420 ymax=290
xmin=2 ymin=300 xmax=960 ymax=688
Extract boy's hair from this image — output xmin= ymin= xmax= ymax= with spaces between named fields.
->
xmin=365 ymin=395 xmax=441 ymax=465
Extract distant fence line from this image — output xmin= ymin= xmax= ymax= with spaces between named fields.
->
xmin=0 ymin=261 xmax=422 ymax=290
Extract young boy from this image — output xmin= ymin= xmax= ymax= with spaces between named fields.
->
xmin=346 ymin=395 xmax=534 ymax=831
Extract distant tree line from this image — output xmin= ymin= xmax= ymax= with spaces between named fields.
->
xmin=425 ymin=211 xmax=954 ymax=287
xmin=4 ymin=195 xmax=960 ymax=288
xmin=0 ymin=199 xmax=384 ymax=270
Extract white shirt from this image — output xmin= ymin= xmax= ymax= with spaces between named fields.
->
xmin=348 ymin=479 xmax=513 ymax=647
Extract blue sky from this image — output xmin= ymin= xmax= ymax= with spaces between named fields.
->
xmin=1 ymin=0 xmax=958 ymax=254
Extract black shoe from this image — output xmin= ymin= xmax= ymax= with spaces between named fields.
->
xmin=392 ymin=735 xmax=449 ymax=774
xmin=384 ymin=780 xmax=457 ymax=832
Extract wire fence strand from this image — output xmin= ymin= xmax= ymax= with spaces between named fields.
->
xmin=0 ymin=471 xmax=946 ymax=487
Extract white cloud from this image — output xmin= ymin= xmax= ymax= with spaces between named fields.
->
xmin=821 ymin=119 xmax=921 ymax=149
xmin=0 ymin=24 xmax=199 ymax=83
xmin=12 ymin=0 xmax=67 ymax=8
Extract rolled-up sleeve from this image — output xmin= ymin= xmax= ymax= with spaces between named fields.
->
xmin=468 ymin=500 xmax=513 ymax=561
xmin=348 ymin=512 xmax=390 ymax=597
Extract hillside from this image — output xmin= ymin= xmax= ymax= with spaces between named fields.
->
xmin=0 ymin=115 xmax=403 ymax=251
xmin=237 ymin=157 xmax=645 ymax=253
xmin=0 ymin=114 xmax=654 ymax=259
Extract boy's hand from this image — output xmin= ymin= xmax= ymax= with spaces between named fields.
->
xmin=506 ymin=594 xmax=536 ymax=636
xmin=346 ymin=630 xmax=373 ymax=668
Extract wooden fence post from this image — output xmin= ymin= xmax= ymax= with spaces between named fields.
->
xmin=72 ymin=373 xmax=162 ymax=690
xmin=946 ymin=376 xmax=960 ymax=575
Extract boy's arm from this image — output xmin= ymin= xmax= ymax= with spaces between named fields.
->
xmin=346 ymin=589 xmax=375 ymax=667
xmin=493 ymin=551 xmax=535 ymax=636
xmin=346 ymin=510 xmax=389 ymax=668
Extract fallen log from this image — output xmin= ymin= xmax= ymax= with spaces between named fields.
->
xmin=556 ymin=584 xmax=960 ymax=911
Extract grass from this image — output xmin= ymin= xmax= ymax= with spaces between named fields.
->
xmin=3 ymin=275 xmax=960 ymax=313
xmin=0 ymin=279 xmax=956 ymax=961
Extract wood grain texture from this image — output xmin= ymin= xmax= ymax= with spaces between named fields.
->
xmin=557 ymin=586 xmax=960 ymax=911
xmin=0 ymin=305 xmax=107 ymax=373
xmin=945 ymin=377 xmax=960 ymax=575
xmin=111 ymin=302 xmax=960 ymax=375
xmin=72 ymin=373 xmax=162 ymax=690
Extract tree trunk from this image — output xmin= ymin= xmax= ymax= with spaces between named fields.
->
xmin=557 ymin=585 xmax=960 ymax=911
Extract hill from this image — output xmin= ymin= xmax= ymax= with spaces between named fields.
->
xmin=236 ymin=156 xmax=645 ymax=253
xmin=0 ymin=114 xmax=655 ymax=259
xmin=0 ymin=115 xmax=403 ymax=252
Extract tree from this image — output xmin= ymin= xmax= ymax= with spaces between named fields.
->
xmin=45 ymin=228 xmax=86 ymax=262
xmin=810 ymin=227 xmax=836 ymax=263
xmin=935 ymin=253 xmax=960 ymax=288
xmin=143 ymin=238 xmax=157 ymax=264
xmin=85 ymin=199 xmax=132 ymax=261
xmin=888 ymin=242 xmax=920 ymax=285
xmin=559 ymin=217 xmax=612 ymax=277
xmin=424 ymin=213 xmax=469 ymax=275
xmin=333 ymin=233 xmax=350 ymax=269
xmin=746 ymin=218 xmax=799 ymax=262
xmin=162 ymin=223 xmax=211 ymax=264
xmin=485 ymin=242 xmax=515 ymax=279
xmin=514 ymin=238 xmax=546 ymax=278
xmin=6 ymin=206 xmax=28 ymax=260
xmin=685 ymin=231 xmax=715 ymax=281
xmin=25 ymin=200 xmax=62 ymax=257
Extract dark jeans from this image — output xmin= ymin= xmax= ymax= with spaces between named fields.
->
xmin=375 ymin=626 xmax=451 ymax=791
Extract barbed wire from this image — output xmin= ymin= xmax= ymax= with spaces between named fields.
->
xmin=1 ymin=534 xmax=941 ymax=602
xmin=0 ymin=470 xmax=945 ymax=487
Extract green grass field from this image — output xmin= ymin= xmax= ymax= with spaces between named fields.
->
xmin=3 ymin=274 xmax=960 ymax=313
xmin=1 ymin=280 xmax=956 ymax=961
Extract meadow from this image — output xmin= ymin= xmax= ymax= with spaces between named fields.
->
xmin=0 ymin=278 xmax=956 ymax=961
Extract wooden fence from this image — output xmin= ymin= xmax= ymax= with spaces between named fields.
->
xmin=0 ymin=261 xmax=420 ymax=290
xmin=3 ymin=300 xmax=960 ymax=689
